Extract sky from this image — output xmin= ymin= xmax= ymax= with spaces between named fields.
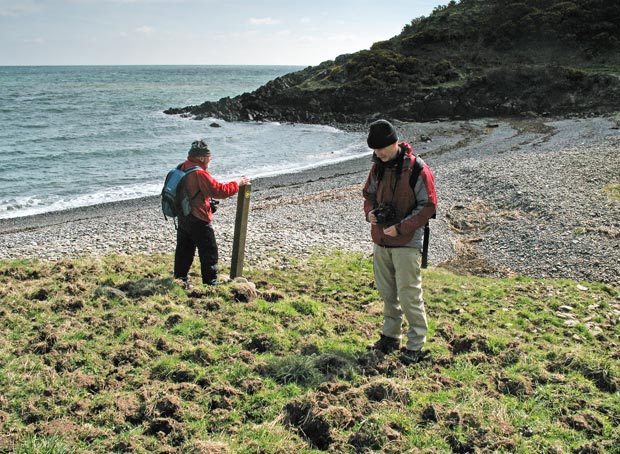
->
xmin=0 ymin=0 xmax=447 ymax=66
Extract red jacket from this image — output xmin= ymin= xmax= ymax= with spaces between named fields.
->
xmin=363 ymin=142 xmax=437 ymax=248
xmin=179 ymin=159 xmax=239 ymax=223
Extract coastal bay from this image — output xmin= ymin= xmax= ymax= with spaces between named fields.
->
xmin=1 ymin=116 xmax=619 ymax=286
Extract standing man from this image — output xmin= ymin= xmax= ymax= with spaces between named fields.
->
xmin=174 ymin=139 xmax=250 ymax=286
xmin=363 ymin=120 xmax=437 ymax=364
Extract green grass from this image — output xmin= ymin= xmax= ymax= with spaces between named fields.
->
xmin=580 ymin=65 xmax=620 ymax=77
xmin=604 ymin=183 xmax=620 ymax=202
xmin=0 ymin=250 xmax=618 ymax=453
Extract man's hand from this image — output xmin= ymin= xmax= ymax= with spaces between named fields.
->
xmin=383 ymin=225 xmax=399 ymax=237
xmin=236 ymin=176 xmax=251 ymax=186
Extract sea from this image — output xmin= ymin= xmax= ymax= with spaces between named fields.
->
xmin=0 ymin=65 xmax=369 ymax=220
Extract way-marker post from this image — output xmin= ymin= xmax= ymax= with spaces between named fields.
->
xmin=230 ymin=183 xmax=251 ymax=279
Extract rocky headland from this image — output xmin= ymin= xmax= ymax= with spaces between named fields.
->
xmin=164 ymin=1 xmax=620 ymax=125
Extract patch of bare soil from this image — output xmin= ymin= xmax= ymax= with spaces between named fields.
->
xmin=112 ymin=391 xmax=190 ymax=448
xmin=112 ymin=340 xmax=156 ymax=367
xmin=40 ymin=418 xmax=106 ymax=442
xmin=495 ymin=374 xmax=534 ymax=397
xmin=116 ymin=394 xmax=144 ymax=424
xmin=356 ymin=349 xmax=410 ymax=378
xmin=420 ymin=403 xmax=516 ymax=453
xmin=185 ymin=440 xmax=231 ymax=454
xmin=29 ymin=323 xmax=58 ymax=355
xmin=283 ymin=377 xmax=415 ymax=451
xmin=208 ymin=384 xmax=245 ymax=415
xmin=547 ymin=352 xmax=620 ymax=393
xmin=449 ymin=333 xmax=492 ymax=355
xmin=258 ymin=285 xmax=286 ymax=302
xmin=284 ymin=397 xmax=334 ymax=450
xmin=560 ymin=412 xmax=604 ymax=437
xmin=244 ymin=333 xmax=277 ymax=353
xmin=362 ymin=380 xmax=410 ymax=405
xmin=284 ymin=382 xmax=371 ymax=450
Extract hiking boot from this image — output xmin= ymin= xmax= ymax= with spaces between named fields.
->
xmin=368 ymin=334 xmax=400 ymax=354
xmin=399 ymin=347 xmax=427 ymax=365
xmin=175 ymin=277 xmax=193 ymax=290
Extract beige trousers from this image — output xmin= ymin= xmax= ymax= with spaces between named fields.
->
xmin=373 ymin=245 xmax=427 ymax=351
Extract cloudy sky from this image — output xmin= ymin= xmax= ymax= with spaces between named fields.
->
xmin=0 ymin=0 xmax=446 ymax=66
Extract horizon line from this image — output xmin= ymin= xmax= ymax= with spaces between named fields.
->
xmin=0 ymin=63 xmax=311 ymax=68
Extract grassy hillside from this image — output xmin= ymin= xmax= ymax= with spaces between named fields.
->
xmin=1 ymin=251 xmax=618 ymax=453
xmin=167 ymin=0 xmax=620 ymax=123
xmin=299 ymin=0 xmax=620 ymax=90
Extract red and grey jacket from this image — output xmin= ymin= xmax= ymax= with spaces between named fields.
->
xmin=178 ymin=159 xmax=239 ymax=223
xmin=363 ymin=142 xmax=437 ymax=248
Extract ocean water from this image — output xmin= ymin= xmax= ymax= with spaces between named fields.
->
xmin=0 ymin=65 xmax=368 ymax=219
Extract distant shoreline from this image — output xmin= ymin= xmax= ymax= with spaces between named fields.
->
xmin=2 ymin=116 xmax=619 ymax=287
xmin=0 ymin=152 xmax=372 ymax=235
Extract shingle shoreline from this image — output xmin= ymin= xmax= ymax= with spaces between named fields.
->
xmin=1 ymin=116 xmax=618 ymax=286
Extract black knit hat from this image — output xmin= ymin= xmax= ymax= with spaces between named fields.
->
xmin=367 ymin=119 xmax=398 ymax=149
xmin=188 ymin=139 xmax=211 ymax=157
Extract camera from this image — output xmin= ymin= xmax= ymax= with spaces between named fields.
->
xmin=373 ymin=202 xmax=397 ymax=225
xmin=209 ymin=198 xmax=220 ymax=214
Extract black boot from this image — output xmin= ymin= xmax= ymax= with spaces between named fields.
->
xmin=368 ymin=334 xmax=400 ymax=354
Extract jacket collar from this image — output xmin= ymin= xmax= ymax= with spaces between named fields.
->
xmin=186 ymin=157 xmax=207 ymax=170
xmin=373 ymin=142 xmax=413 ymax=168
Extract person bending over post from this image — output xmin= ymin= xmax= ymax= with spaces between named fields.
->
xmin=174 ymin=139 xmax=250 ymax=286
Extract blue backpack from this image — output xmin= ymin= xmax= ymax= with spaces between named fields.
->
xmin=161 ymin=164 xmax=202 ymax=222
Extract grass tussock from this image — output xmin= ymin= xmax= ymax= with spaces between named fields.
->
xmin=604 ymin=183 xmax=620 ymax=202
xmin=0 ymin=251 xmax=619 ymax=453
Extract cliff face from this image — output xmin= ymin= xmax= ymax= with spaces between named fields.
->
xmin=165 ymin=0 xmax=620 ymax=123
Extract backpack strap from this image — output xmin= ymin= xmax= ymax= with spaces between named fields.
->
xmin=178 ymin=164 xmax=202 ymax=175
xmin=408 ymin=155 xmax=424 ymax=190
xmin=408 ymin=155 xmax=436 ymax=269
xmin=180 ymin=165 xmax=203 ymax=200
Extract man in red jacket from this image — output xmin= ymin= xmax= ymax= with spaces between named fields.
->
xmin=363 ymin=120 xmax=437 ymax=364
xmin=174 ymin=139 xmax=250 ymax=286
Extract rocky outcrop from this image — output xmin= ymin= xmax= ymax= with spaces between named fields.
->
xmin=164 ymin=65 xmax=620 ymax=124
xmin=164 ymin=0 xmax=620 ymax=124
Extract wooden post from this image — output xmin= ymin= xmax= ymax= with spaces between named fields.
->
xmin=230 ymin=183 xmax=251 ymax=279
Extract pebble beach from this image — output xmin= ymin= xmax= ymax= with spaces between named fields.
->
xmin=1 ymin=116 xmax=619 ymax=287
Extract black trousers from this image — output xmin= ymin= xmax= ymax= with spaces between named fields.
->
xmin=174 ymin=215 xmax=219 ymax=284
